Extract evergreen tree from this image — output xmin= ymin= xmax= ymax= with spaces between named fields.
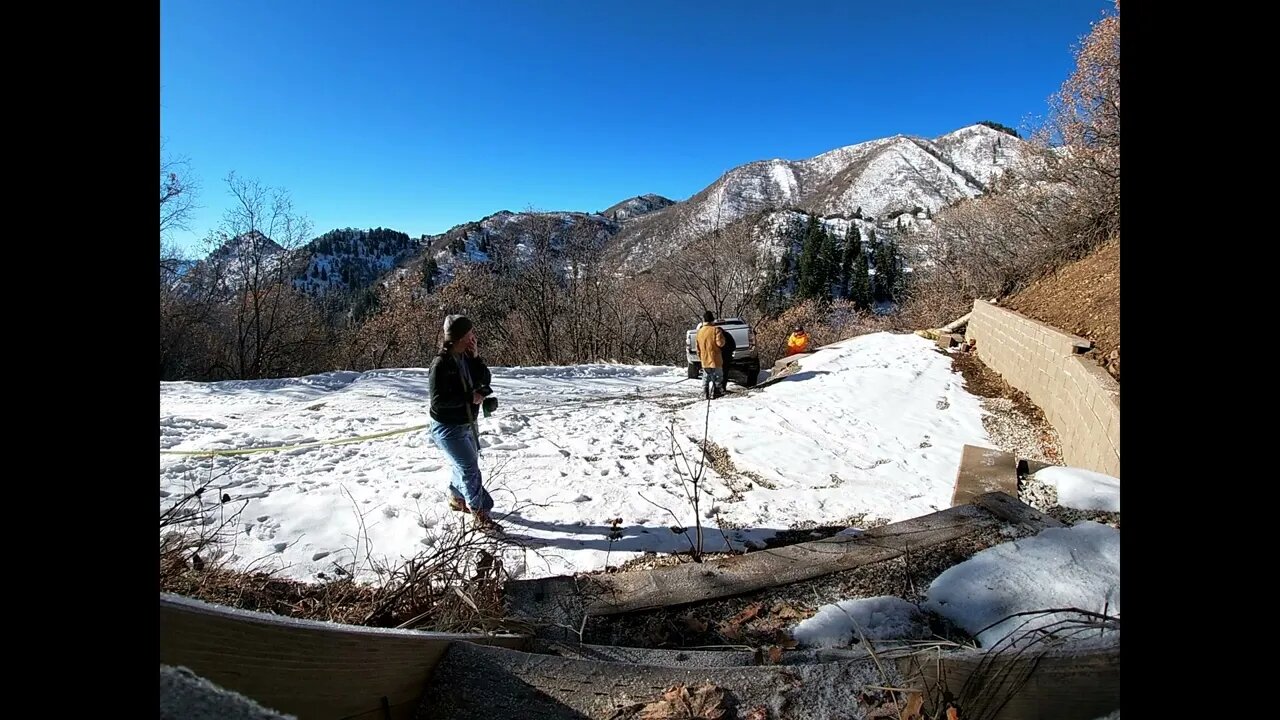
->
xmin=351 ymin=287 xmax=380 ymax=324
xmin=819 ymin=222 xmax=840 ymax=299
xmin=850 ymin=253 xmax=873 ymax=310
xmin=872 ymin=236 xmax=904 ymax=302
xmin=796 ymin=216 xmax=824 ymax=299
xmin=839 ymin=224 xmax=862 ymax=297
xmin=757 ymin=256 xmax=786 ymax=316
xmin=421 ymin=256 xmax=439 ymax=292
xmin=977 ymin=120 xmax=1020 ymax=138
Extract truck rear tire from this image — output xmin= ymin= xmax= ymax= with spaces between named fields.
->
xmin=687 ymin=362 xmax=700 ymax=379
xmin=741 ymin=363 xmax=760 ymax=387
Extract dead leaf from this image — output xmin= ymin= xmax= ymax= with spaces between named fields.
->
xmin=638 ymin=683 xmax=726 ymax=720
xmin=742 ymin=707 xmax=768 ymax=720
xmin=769 ymin=603 xmax=804 ymax=621
xmin=946 ymin=706 xmax=960 ymax=720
xmin=719 ymin=622 xmax=744 ymax=641
xmin=767 ymin=645 xmax=784 ymax=664
xmin=730 ymin=602 xmax=763 ymax=625
xmin=900 ymin=693 xmax=924 ymax=720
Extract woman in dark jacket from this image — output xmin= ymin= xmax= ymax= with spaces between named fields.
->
xmin=429 ymin=315 xmax=497 ymax=527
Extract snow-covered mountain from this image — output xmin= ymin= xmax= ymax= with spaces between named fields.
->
xmin=600 ymin=193 xmax=676 ymax=222
xmin=174 ymin=230 xmax=290 ymax=297
xmin=611 ymin=124 xmax=1034 ymax=267
xmin=293 ymin=228 xmax=421 ymax=295
xmin=176 ymin=228 xmax=421 ymax=300
xmin=181 ymin=124 xmax=1032 ymax=298
xmin=398 ymin=210 xmax=622 ymax=287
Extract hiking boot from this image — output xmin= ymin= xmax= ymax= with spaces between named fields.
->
xmin=473 ymin=510 xmax=503 ymax=535
xmin=448 ymin=496 xmax=471 ymax=513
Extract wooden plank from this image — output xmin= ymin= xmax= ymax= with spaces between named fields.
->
xmin=417 ymin=641 xmax=1118 ymax=720
xmin=971 ymin=490 xmax=1065 ymax=532
xmin=754 ymin=353 xmax=812 ymax=388
xmin=159 ymin=593 xmax=530 ymax=720
xmin=532 ymin=640 xmax=759 ymax=667
xmin=897 ymin=644 xmax=1119 ymax=720
xmin=941 ymin=312 xmax=972 ymax=333
xmin=507 ymin=504 xmax=998 ymax=622
xmin=951 ymin=444 xmax=1020 ymax=507
xmin=416 ymin=641 xmax=885 ymax=720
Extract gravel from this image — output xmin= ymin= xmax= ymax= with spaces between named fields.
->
xmin=980 ymin=397 xmax=1061 ymax=464
xmin=1019 ymin=474 xmax=1121 ymax=529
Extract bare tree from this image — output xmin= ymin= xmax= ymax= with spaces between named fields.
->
xmin=901 ymin=3 xmax=1119 ymax=319
xmin=509 ymin=210 xmax=568 ymax=364
xmin=658 ymin=218 xmax=766 ymax=320
xmin=160 ymin=246 xmax=221 ymax=379
xmin=1028 ymin=1 xmax=1120 ymax=250
xmin=160 ymin=142 xmax=200 ymax=244
xmin=431 ymin=263 xmax=518 ymax=365
xmin=203 ymin=173 xmax=324 ymax=379
xmin=560 ymin=218 xmax=622 ymax=362
xmin=341 ymin=276 xmax=438 ymax=370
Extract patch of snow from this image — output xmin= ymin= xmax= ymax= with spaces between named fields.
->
xmin=923 ymin=522 xmax=1119 ymax=648
xmin=791 ymin=596 xmax=930 ymax=648
xmin=1034 ymin=467 xmax=1120 ymax=512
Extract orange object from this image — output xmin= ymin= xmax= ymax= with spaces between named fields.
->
xmin=786 ymin=331 xmax=809 ymax=355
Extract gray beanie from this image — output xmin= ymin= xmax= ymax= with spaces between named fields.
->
xmin=443 ymin=314 xmax=474 ymax=342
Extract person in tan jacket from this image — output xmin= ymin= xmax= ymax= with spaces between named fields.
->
xmin=696 ymin=310 xmax=726 ymax=399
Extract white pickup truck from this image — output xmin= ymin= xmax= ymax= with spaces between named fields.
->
xmin=685 ymin=318 xmax=761 ymax=388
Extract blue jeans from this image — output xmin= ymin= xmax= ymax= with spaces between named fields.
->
xmin=431 ymin=422 xmax=494 ymax=512
xmin=703 ymin=367 xmax=725 ymax=398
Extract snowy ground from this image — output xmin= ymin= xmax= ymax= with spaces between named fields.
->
xmin=160 ymin=332 xmax=993 ymax=582
xmin=792 ymin=522 xmax=1120 ymax=651
xmin=924 ymin=521 xmax=1120 ymax=648
xmin=1035 ymin=466 xmax=1120 ymax=512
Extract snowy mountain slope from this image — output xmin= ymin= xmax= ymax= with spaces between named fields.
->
xmin=611 ymin=124 xmax=1033 ymax=267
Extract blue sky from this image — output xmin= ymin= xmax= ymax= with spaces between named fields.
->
xmin=160 ymin=0 xmax=1111 ymax=250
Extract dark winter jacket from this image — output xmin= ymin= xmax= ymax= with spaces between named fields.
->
xmin=717 ymin=323 xmax=737 ymax=366
xmin=428 ymin=351 xmax=494 ymax=426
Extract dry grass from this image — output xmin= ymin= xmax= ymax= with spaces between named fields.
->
xmin=160 ymin=466 xmax=528 ymax=633
xmin=897 ymin=607 xmax=1119 ymax=720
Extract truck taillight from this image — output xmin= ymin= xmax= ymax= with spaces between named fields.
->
xmin=748 ymin=327 xmax=755 ymax=347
